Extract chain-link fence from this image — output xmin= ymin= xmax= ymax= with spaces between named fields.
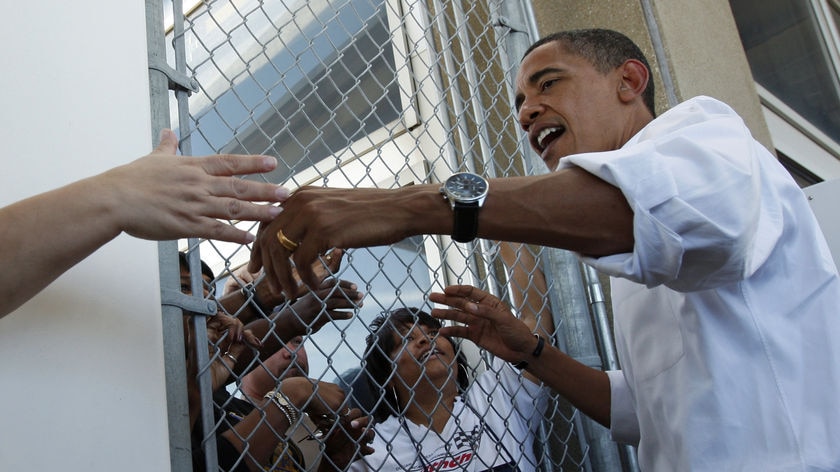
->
xmin=147 ymin=0 xmax=632 ymax=470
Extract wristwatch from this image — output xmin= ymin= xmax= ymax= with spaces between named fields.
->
xmin=440 ymin=172 xmax=489 ymax=243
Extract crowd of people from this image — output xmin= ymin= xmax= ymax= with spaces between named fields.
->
xmin=4 ymin=27 xmax=838 ymax=472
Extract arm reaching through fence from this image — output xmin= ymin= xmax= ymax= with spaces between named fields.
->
xmin=0 ymin=128 xmax=289 ymax=319
xmin=429 ymin=285 xmax=612 ymax=427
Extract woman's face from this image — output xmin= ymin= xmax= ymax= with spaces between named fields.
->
xmin=389 ymin=323 xmax=457 ymax=388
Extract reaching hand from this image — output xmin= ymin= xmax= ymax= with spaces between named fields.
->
xmin=277 ymin=275 xmax=364 ymax=335
xmin=321 ymin=409 xmax=375 ymax=469
xmin=206 ymin=311 xmax=261 ymax=354
xmin=429 ymin=285 xmax=537 ymax=364
xmin=103 ymin=129 xmax=290 ymax=244
xmin=246 ymin=185 xmax=439 ymax=297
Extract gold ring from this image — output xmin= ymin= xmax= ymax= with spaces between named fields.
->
xmin=276 ymin=229 xmax=300 ymax=252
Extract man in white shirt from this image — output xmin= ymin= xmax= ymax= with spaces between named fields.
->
xmin=249 ymin=29 xmax=840 ymax=471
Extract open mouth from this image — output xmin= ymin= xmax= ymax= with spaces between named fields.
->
xmin=420 ymin=348 xmax=443 ymax=362
xmin=535 ymin=126 xmax=565 ymax=153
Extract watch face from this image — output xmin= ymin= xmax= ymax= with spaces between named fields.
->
xmin=445 ymin=173 xmax=488 ymax=202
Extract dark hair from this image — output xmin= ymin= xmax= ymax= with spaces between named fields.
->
xmin=178 ymin=252 xmax=215 ymax=282
xmin=524 ymin=29 xmax=656 ymax=117
xmin=363 ymin=307 xmax=470 ymax=422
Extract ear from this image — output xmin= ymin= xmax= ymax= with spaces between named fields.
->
xmin=617 ymin=59 xmax=649 ymax=104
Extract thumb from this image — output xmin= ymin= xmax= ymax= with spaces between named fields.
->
xmin=154 ymin=128 xmax=179 ymax=155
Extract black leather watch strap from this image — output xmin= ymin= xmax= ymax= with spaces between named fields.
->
xmin=512 ymin=334 xmax=545 ymax=370
xmin=452 ymin=201 xmax=480 ymax=243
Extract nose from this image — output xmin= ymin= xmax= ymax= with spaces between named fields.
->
xmin=517 ymin=99 xmax=542 ymax=132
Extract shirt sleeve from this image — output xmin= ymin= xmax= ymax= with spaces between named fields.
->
xmin=561 ymin=97 xmax=784 ymax=292
xmin=607 ymin=369 xmax=640 ymax=445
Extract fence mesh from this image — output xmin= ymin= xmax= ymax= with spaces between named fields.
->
xmin=156 ymin=0 xmax=613 ymax=470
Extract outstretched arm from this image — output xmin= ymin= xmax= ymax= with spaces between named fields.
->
xmin=249 ymin=168 xmax=632 ymax=298
xmin=0 ymin=129 xmax=288 ymax=318
xmin=430 ymin=285 xmax=611 ymax=427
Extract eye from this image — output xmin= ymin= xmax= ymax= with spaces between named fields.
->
xmin=541 ymin=78 xmax=558 ymax=91
xmin=428 ymin=330 xmax=439 ymax=338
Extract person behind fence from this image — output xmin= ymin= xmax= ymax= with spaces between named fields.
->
xmin=0 ymin=128 xmax=290 ymax=320
xmin=180 ymin=254 xmax=373 ymax=471
xmin=347 ymin=305 xmax=550 ymax=472
xmin=248 ymin=28 xmax=840 ymax=471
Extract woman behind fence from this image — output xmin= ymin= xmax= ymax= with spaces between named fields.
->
xmin=349 ymin=302 xmax=550 ymax=472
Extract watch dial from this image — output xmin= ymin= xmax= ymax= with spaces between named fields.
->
xmin=446 ymin=173 xmax=488 ymax=200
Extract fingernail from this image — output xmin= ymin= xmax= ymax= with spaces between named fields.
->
xmin=351 ymin=420 xmax=361 ymax=428
xmin=268 ymin=205 xmax=284 ymax=217
xmin=262 ymin=156 xmax=278 ymax=169
xmin=275 ymin=185 xmax=291 ymax=199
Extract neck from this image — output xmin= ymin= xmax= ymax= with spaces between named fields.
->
xmin=398 ymin=380 xmax=458 ymax=433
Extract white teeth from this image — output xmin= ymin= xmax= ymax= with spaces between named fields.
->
xmin=422 ymin=349 xmax=441 ymax=361
xmin=537 ymin=127 xmax=562 ymax=149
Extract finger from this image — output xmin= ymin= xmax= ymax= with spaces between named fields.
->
xmin=198 ymin=153 xmax=279 ymax=177
xmin=247 ymin=222 xmax=268 ymax=273
xmin=429 ymin=291 xmax=477 ymax=314
xmin=243 ymin=329 xmax=261 ymax=348
xmin=323 ymin=248 xmax=344 ymax=273
xmin=348 ymin=414 xmax=372 ymax=429
xmin=210 ymin=173 xmax=290 ymax=202
xmin=438 ymin=325 xmax=473 ymax=340
xmin=430 ymin=307 xmax=475 ymax=325
xmin=192 ymin=219 xmax=259 ymax=245
xmin=292 ymin=247 xmax=323 ymax=294
xmin=154 ymin=128 xmax=178 ymax=155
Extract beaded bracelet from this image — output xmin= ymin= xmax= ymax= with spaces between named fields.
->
xmin=264 ymin=389 xmax=301 ymax=427
xmin=511 ymin=333 xmax=545 ymax=370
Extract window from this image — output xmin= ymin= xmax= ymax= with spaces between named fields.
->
xmin=168 ymin=0 xmax=418 ymax=186
xmin=730 ymin=0 xmax=840 ymax=181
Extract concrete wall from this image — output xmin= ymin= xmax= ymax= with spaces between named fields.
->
xmin=0 ymin=2 xmax=171 ymax=470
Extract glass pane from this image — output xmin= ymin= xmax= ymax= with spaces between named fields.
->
xmin=730 ymin=0 xmax=840 ymax=143
xmin=172 ymin=0 xmax=404 ymax=185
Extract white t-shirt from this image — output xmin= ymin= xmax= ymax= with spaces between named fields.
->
xmin=562 ymin=96 xmax=840 ymax=471
xmin=349 ymin=359 xmax=548 ymax=472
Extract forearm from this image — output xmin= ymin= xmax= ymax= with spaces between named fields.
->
xmin=524 ymin=344 xmax=611 ymax=427
xmin=228 ymin=310 xmax=307 ymax=372
xmin=481 ymin=170 xmax=633 ymax=256
xmin=218 ymin=282 xmax=282 ymax=323
xmin=401 ymin=169 xmax=633 ymax=256
xmin=0 ymin=175 xmax=122 ymax=317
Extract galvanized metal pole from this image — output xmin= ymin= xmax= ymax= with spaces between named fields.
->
xmin=145 ymin=1 xmax=193 ymax=471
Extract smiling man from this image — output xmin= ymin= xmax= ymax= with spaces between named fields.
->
xmin=250 ymin=29 xmax=840 ymax=471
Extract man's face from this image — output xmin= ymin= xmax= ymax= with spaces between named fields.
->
xmin=514 ymin=42 xmax=627 ymax=171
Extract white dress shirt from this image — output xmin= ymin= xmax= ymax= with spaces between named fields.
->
xmin=561 ymin=96 xmax=840 ymax=471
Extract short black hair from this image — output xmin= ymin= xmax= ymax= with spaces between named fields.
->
xmin=524 ymin=28 xmax=656 ymax=117
xmin=363 ymin=307 xmax=470 ymax=422
xmin=178 ymin=252 xmax=215 ymax=281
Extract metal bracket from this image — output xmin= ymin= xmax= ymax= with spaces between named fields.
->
xmin=160 ymin=288 xmax=217 ymax=316
xmin=148 ymin=59 xmax=199 ymax=94
xmin=492 ymin=15 xmax=528 ymax=34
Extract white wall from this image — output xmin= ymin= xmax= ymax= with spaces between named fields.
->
xmin=0 ymin=2 xmax=171 ymax=470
